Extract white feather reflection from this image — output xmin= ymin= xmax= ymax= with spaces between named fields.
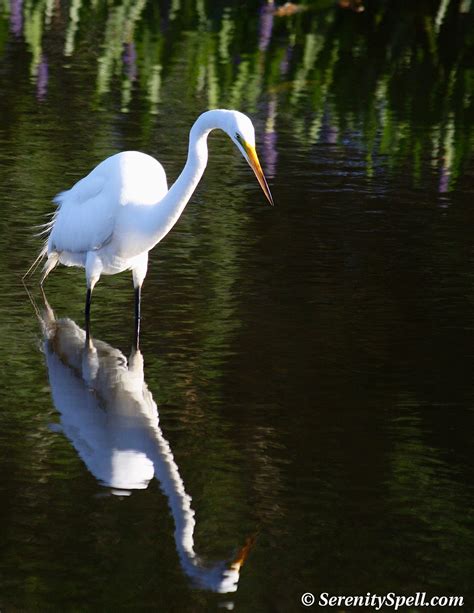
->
xmin=40 ymin=301 xmax=252 ymax=594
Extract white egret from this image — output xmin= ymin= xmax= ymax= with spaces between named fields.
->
xmin=30 ymin=109 xmax=273 ymax=341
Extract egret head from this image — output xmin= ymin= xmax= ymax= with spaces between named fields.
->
xmin=223 ymin=110 xmax=274 ymax=206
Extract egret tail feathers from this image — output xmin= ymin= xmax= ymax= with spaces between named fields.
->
xmin=34 ymin=214 xmax=57 ymax=237
xmin=23 ymin=212 xmax=57 ymax=282
xmin=22 ymin=243 xmax=48 ymax=281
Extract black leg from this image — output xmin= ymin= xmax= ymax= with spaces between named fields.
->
xmin=85 ymin=288 xmax=92 ymax=339
xmin=134 ymin=285 xmax=141 ymax=350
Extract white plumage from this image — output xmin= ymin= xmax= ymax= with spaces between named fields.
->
xmin=51 ymin=152 xmax=167 ymax=257
xmin=30 ymin=109 xmax=273 ymax=339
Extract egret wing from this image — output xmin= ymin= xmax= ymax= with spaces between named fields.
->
xmin=49 ymin=172 xmax=118 ymax=254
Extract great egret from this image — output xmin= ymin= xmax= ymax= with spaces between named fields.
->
xmin=39 ymin=298 xmax=254 ymax=593
xmin=30 ymin=109 xmax=273 ymax=341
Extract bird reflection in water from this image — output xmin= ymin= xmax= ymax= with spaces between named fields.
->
xmin=38 ymin=297 xmax=253 ymax=594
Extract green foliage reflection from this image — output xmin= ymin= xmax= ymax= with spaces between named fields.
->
xmin=1 ymin=0 xmax=472 ymax=189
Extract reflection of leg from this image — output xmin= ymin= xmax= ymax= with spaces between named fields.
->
xmin=134 ymin=285 xmax=141 ymax=349
xmin=40 ymin=286 xmax=55 ymax=325
xmin=84 ymin=277 xmax=99 ymax=340
xmin=85 ymin=252 xmax=103 ymax=341
xmin=85 ymin=288 xmax=92 ymax=339
xmin=132 ymin=253 xmax=148 ymax=351
xmin=40 ymin=284 xmax=47 ymax=305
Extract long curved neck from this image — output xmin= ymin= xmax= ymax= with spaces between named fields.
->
xmin=161 ymin=116 xmax=211 ymax=222
xmin=144 ymin=111 xmax=229 ymax=251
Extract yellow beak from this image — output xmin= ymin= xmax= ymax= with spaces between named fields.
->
xmin=243 ymin=142 xmax=274 ymax=206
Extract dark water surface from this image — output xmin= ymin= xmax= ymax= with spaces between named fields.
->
xmin=0 ymin=1 xmax=473 ymax=611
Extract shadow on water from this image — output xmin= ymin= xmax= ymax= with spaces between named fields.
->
xmin=38 ymin=294 xmax=252 ymax=595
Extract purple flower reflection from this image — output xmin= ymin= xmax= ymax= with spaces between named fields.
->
xmin=10 ymin=0 xmax=23 ymax=37
xmin=36 ymin=54 xmax=49 ymax=100
xmin=263 ymin=131 xmax=278 ymax=178
xmin=259 ymin=2 xmax=274 ymax=52
xmin=280 ymin=45 xmax=293 ymax=77
xmin=439 ymin=163 xmax=450 ymax=193
xmin=263 ymin=97 xmax=278 ymax=177
xmin=327 ymin=125 xmax=339 ymax=144
xmin=123 ymin=42 xmax=137 ymax=82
